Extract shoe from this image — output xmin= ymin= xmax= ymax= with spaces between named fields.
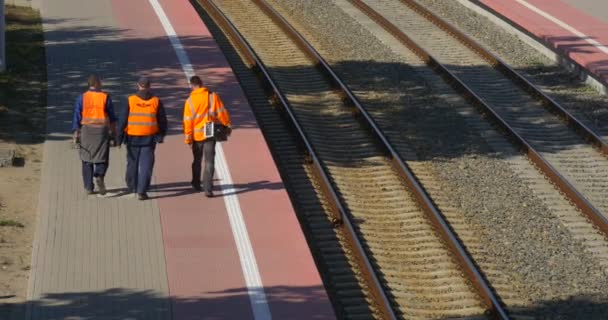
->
xmin=191 ymin=183 xmax=202 ymax=192
xmin=204 ymin=190 xmax=214 ymax=198
xmin=137 ymin=193 xmax=149 ymax=200
xmin=85 ymin=188 xmax=94 ymax=195
xmin=95 ymin=177 xmax=106 ymax=195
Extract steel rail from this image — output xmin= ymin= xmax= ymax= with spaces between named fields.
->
xmin=348 ymin=0 xmax=608 ymax=237
xmin=247 ymin=0 xmax=510 ymax=318
xmin=197 ymin=0 xmax=397 ymax=318
xmin=399 ymin=0 xmax=608 ymax=156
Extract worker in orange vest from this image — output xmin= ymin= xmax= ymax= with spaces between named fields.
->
xmin=116 ymin=77 xmax=167 ymax=200
xmin=183 ymin=75 xmax=231 ymax=197
xmin=71 ymin=74 xmax=117 ymax=195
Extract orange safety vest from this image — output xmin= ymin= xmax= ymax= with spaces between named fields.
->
xmin=81 ymin=91 xmax=109 ymax=126
xmin=183 ymin=88 xmax=230 ymax=143
xmin=126 ymin=95 xmax=159 ymax=136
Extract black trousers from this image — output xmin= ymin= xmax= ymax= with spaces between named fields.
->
xmin=82 ymin=161 xmax=108 ymax=192
xmin=192 ymin=139 xmax=216 ymax=192
xmin=126 ymin=143 xmax=156 ymax=194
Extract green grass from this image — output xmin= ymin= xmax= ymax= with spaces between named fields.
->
xmin=0 ymin=219 xmax=25 ymax=228
xmin=0 ymin=5 xmax=47 ymax=144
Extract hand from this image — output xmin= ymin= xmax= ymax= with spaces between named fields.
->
xmin=72 ymin=130 xmax=79 ymax=144
xmin=109 ymin=123 xmax=117 ymax=137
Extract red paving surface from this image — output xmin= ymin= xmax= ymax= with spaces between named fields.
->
xmin=479 ymin=0 xmax=608 ymax=84
xmin=112 ymin=0 xmax=335 ymax=319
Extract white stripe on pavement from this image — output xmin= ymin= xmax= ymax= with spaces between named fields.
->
xmin=515 ymin=0 xmax=608 ymax=55
xmin=147 ymin=1 xmax=272 ymax=319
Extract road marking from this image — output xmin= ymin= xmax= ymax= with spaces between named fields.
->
xmin=147 ymin=1 xmax=272 ymax=319
xmin=515 ymin=0 xmax=608 ymax=55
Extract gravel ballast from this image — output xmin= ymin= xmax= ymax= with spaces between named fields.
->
xmin=265 ymin=0 xmax=608 ymax=317
xmin=413 ymin=0 xmax=608 ymax=139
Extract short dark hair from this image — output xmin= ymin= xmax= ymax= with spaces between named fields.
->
xmin=137 ymin=76 xmax=151 ymax=89
xmin=189 ymin=76 xmax=203 ymax=87
xmin=88 ymin=74 xmax=100 ymax=88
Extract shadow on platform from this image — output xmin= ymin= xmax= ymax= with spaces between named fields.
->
xmin=31 ymin=13 xmax=608 ymax=166
xmin=38 ymin=17 xmax=261 ymax=147
xmin=147 ymin=180 xmax=284 ymax=199
xmin=4 ymin=285 xmax=608 ymax=319
xmin=98 ymin=180 xmax=284 ymax=200
xmin=8 ymin=285 xmax=335 ymax=320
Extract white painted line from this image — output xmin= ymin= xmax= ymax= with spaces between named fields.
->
xmin=147 ymin=1 xmax=272 ymax=319
xmin=515 ymin=0 xmax=608 ymax=55
xmin=147 ymin=0 xmax=195 ymax=80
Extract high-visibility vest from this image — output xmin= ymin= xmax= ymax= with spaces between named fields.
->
xmin=183 ymin=89 xmax=230 ymax=143
xmin=81 ymin=91 xmax=109 ymax=126
xmin=126 ymin=95 xmax=159 ymax=136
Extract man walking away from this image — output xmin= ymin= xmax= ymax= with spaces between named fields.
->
xmin=183 ymin=75 xmax=231 ymax=198
xmin=72 ymin=74 xmax=117 ymax=195
xmin=117 ymin=77 xmax=167 ymax=200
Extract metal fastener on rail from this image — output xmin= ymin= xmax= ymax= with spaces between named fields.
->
xmin=398 ymin=0 xmax=608 ymax=156
xmin=252 ymin=0 xmax=510 ymax=318
xmin=348 ymin=0 xmax=608 ymax=241
xmin=198 ymin=1 xmax=398 ymax=318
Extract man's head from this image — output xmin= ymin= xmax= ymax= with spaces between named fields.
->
xmin=88 ymin=74 xmax=102 ymax=89
xmin=189 ymin=75 xmax=203 ymax=89
xmin=137 ymin=76 xmax=151 ymax=90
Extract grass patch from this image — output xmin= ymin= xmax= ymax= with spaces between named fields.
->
xmin=0 ymin=5 xmax=47 ymax=145
xmin=0 ymin=219 xmax=24 ymax=228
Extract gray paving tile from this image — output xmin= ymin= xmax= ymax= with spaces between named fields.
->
xmin=26 ymin=1 xmax=171 ymax=319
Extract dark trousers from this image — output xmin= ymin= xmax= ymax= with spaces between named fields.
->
xmin=192 ymin=139 xmax=216 ymax=192
xmin=126 ymin=144 xmax=156 ymax=194
xmin=82 ymin=161 xmax=108 ymax=191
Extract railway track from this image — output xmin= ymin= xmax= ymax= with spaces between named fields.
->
xmin=190 ymin=6 xmax=384 ymax=319
xmin=195 ymin=0 xmax=509 ymax=318
xmin=348 ymin=0 xmax=608 ymax=235
xmin=254 ymin=0 xmax=608 ymax=317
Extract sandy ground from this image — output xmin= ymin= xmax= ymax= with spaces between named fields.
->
xmin=0 ymin=4 xmax=46 ymax=318
xmin=0 ymin=144 xmax=41 ymax=304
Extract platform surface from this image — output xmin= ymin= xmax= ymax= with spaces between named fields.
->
xmin=478 ymin=0 xmax=608 ymax=85
xmin=26 ymin=0 xmax=335 ymax=319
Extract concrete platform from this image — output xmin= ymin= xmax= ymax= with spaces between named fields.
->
xmin=474 ymin=0 xmax=608 ymax=92
xmin=26 ymin=0 xmax=335 ymax=319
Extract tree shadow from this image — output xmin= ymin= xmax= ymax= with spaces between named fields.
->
xmin=471 ymin=0 xmax=608 ymax=81
xmin=33 ymin=8 xmax=608 ymax=164
xmin=39 ymin=21 xmax=261 ymax=147
xmin=252 ymin=61 xmax=608 ymax=168
xmin=24 ymin=6 xmax=608 ymax=320
xmin=0 ymin=5 xmax=47 ymax=145
xmin=4 ymin=285 xmax=335 ymax=320
xmin=2 ymin=285 xmax=607 ymax=319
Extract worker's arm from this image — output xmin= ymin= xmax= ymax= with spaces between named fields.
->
xmin=214 ymin=94 xmax=231 ymax=128
xmin=105 ymin=95 xmax=118 ymax=137
xmin=156 ymin=99 xmax=168 ymax=143
xmin=116 ymin=100 xmax=130 ymax=146
xmin=71 ymin=94 xmax=83 ymax=143
xmin=183 ymin=98 xmax=194 ymax=144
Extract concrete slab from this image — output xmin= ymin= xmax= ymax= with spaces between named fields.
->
xmin=476 ymin=0 xmax=608 ymax=93
xmin=27 ymin=0 xmax=335 ymax=319
xmin=26 ymin=0 xmax=170 ymax=319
